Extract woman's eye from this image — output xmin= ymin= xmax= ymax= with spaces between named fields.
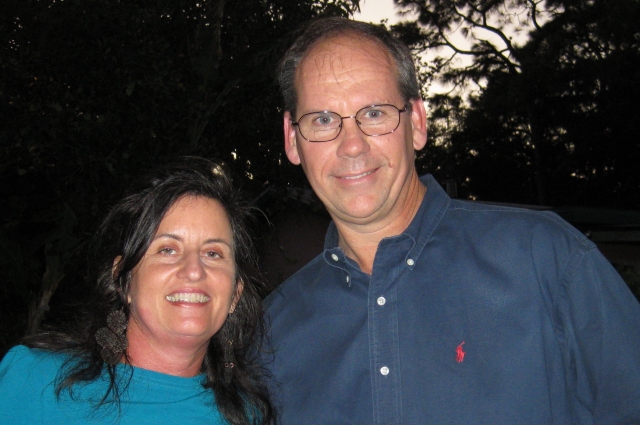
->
xmin=205 ymin=250 xmax=221 ymax=259
xmin=159 ymin=247 xmax=176 ymax=255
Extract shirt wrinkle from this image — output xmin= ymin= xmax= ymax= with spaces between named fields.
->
xmin=264 ymin=174 xmax=640 ymax=425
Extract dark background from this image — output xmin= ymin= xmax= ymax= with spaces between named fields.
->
xmin=2 ymin=0 xmax=639 ymax=357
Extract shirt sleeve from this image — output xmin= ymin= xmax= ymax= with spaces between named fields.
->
xmin=560 ymin=246 xmax=640 ymax=424
xmin=0 ymin=345 xmax=53 ymax=424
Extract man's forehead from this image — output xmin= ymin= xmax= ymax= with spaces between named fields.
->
xmin=301 ymin=35 xmax=392 ymax=70
xmin=295 ymin=35 xmax=395 ymax=88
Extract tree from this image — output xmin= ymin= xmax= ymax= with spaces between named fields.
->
xmin=394 ymin=0 xmax=640 ymax=208
xmin=0 ymin=0 xmax=361 ymax=356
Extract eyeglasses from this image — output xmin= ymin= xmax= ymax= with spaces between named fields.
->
xmin=292 ymin=103 xmax=408 ymax=143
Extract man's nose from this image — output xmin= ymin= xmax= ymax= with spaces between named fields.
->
xmin=336 ymin=117 xmax=370 ymax=158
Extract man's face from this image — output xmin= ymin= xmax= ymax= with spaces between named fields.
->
xmin=284 ymin=35 xmax=427 ymax=229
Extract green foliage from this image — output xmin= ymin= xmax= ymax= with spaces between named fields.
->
xmin=0 ymin=0 xmax=360 ymax=356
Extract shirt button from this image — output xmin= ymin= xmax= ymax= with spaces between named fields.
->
xmin=380 ymin=366 xmax=389 ymax=376
xmin=406 ymin=258 xmax=415 ymax=266
xmin=346 ymin=276 xmax=350 ymax=283
xmin=377 ymin=296 xmax=386 ymax=306
xmin=331 ymin=254 xmax=339 ymax=261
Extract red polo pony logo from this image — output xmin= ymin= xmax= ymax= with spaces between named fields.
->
xmin=456 ymin=342 xmax=466 ymax=363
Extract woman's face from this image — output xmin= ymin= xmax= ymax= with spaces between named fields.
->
xmin=126 ymin=196 xmax=241 ymax=352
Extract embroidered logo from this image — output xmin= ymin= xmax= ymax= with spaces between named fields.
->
xmin=456 ymin=342 xmax=466 ymax=363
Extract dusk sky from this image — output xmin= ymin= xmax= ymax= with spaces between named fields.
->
xmin=354 ymin=0 xmax=402 ymax=24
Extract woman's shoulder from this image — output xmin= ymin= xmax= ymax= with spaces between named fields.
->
xmin=0 ymin=345 xmax=67 ymax=393
xmin=1 ymin=344 xmax=66 ymax=374
xmin=0 ymin=345 xmax=67 ymax=423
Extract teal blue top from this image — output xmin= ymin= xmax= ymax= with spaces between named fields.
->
xmin=0 ymin=345 xmax=227 ymax=424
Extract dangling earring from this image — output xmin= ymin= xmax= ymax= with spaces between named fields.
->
xmin=96 ymin=309 xmax=128 ymax=365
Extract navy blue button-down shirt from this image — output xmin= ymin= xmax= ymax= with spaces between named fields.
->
xmin=264 ymin=175 xmax=640 ymax=424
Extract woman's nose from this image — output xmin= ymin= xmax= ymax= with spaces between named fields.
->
xmin=177 ymin=252 xmax=205 ymax=281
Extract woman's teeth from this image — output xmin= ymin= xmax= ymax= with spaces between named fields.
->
xmin=165 ymin=293 xmax=210 ymax=303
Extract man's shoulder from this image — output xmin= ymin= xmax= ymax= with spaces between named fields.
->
xmin=445 ymin=199 xmax=595 ymax=250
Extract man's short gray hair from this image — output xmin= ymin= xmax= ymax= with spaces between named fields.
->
xmin=278 ymin=17 xmax=420 ymax=118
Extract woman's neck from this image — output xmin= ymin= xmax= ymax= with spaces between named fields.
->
xmin=124 ymin=321 xmax=208 ymax=377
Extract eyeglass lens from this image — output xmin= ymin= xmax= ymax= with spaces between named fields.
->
xmin=296 ymin=104 xmax=404 ymax=142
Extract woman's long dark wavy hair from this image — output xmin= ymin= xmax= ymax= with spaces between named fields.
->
xmin=23 ymin=157 xmax=276 ymax=424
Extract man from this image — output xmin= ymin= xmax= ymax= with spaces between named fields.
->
xmin=264 ymin=17 xmax=640 ymax=424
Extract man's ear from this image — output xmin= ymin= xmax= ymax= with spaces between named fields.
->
xmin=284 ymin=111 xmax=301 ymax=165
xmin=409 ymin=98 xmax=428 ymax=151
xmin=230 ymin=280 xmax=244 ymax=314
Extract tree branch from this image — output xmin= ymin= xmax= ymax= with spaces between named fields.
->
xmin=448 ymin=4 xmax=520 ymax=72
xmin=527 ymin=0 xmax=542 ymax=31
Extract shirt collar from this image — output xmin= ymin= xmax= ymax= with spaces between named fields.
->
xmin=322 ymin=174 xmax=451 ymax=264
xmin=403 ymin=174 xmax=451 ymax=262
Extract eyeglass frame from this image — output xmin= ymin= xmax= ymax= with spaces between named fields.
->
xmin=291 ymin=103 xmax=410 ymax=143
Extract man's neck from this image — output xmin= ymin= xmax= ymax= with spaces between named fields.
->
xmin=335 ymin=176 xmax=426 ymax=275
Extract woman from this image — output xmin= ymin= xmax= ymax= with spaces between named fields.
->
xmin=0 ymin=157 xmax=276 ymax=424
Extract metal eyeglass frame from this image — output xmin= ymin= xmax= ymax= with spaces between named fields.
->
xmin=292 ymin=103 xmax=409 ymax=143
